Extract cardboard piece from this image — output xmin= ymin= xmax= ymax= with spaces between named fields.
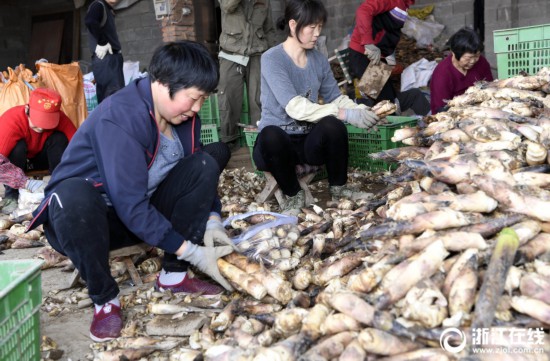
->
xmin=358 ymin=61 xmax=393 ymax=99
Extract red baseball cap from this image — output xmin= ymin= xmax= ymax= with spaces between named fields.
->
xmin=29 ymin=88 xmax=62 ymax=129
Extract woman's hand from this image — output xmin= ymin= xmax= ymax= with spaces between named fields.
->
xmin=344 ymin=108 xmax=379 ymax=130
xmin=177 ymin=241 xmax=234 ymax=291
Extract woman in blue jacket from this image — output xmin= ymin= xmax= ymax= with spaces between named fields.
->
xmin=29 ymin=41 xmax=234 ymax=342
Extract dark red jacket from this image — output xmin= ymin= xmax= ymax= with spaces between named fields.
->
xmin=430 ymin=54 xmax=493 ymax=114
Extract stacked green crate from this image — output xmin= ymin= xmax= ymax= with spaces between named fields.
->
xmin=198 ymin=87 xmax=251 ymax=145
xmin=493 ymin=24 xmax=550 ymax=78
xmin=198 ymin=94 xmax=220 ymax=127
xmin=200 ymin=124 xmax=220 ymax=145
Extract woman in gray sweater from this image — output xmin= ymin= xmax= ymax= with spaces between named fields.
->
xmin=253 ymin=0 xmax=380 ymax=215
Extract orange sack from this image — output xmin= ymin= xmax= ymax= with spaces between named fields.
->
xmin=38 ymin=62 xmax=88 ymax=128
xmin=0 ymin=67 xmax=33 ymax=116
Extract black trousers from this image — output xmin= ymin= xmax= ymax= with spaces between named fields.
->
xmin=5 ymin=131 xmax=68 ymax=200
xmin=348 ymin=48 xmax=430 ymax=116
xmin=252 ymin=117 xmax=348 ymax=196
xmin=44 ymin=149 xmax=227 ymax=305
xmin=92 ymin=52 xmax=125 ymax=103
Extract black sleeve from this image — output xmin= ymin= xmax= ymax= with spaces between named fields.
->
xmin=84 ymin=1 xmax=108 ymax=45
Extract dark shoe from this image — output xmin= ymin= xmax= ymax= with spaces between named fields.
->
xmin=156 ymin=273 xmax=224 ymax=296
xmin=1 ymin=198 xmax=18 ymax=215
xmin=89 ymin=303 xmax=123 ymax=342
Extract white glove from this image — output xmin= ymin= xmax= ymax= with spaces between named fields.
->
xmin=364 ymin=44 xmax=381 ymax=65
xmin=25 ymin=179 xmax=46 ymax=193
xmin=385 ymin=53 xmax=396 ymax=66
xmin=95 ymin=43 xmax=113 ymax=60
xmin=177 ymin=242 xmax=234 ymax=291
xmin=344 ymin=108 xmax=379 ymax=130
xmin=204 ymin=218 xmax=238 ymax=250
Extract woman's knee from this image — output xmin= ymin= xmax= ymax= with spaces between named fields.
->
xmin=318 ymin=116 xmax=347 ymax=137
xmin=50 ymin=178 xmax=105 ymax=213
xmin=202 ymin=142 xmax=230 ymax=171
xmin=258 ymin=126 xmax=290 ymax=150
xmin=48 ymin=131 xmax=69 ymax=144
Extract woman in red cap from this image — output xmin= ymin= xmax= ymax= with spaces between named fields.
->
xmin=0 ymin=88 xmax=76 ymax=214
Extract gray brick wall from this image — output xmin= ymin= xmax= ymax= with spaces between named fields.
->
xmin=79 ymin=0 xmax=162 ymax=73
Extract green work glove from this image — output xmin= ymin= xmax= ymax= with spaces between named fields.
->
xmin=177 ymin=242 xmax=234 ymax=291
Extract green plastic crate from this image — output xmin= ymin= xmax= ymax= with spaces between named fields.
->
xmin=244 ymin=128 xmax=259 ymax=170
xmin=200 ymin=124 xmax=220 ymax=145
xmin=493 ymin=23 xmax=550 ymax=79
xmin=0 ymin=260 xmax=44 ymax=361
xmin=198 ymin=94 xmax=220 ymax=126
xmin=347 ymin=115 xmax=418 ymax=172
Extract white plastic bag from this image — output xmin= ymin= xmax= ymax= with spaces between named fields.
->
xmin=13 ymin=188 xmax=44 ymax=218
xmin=223 ymin=211 xmax=298 ymax=245
xmin=123 ymin=61 xmax=140 ymax=85
xmin=401 ymin=16 xmax=445 ymax=49
xmin=400 ymin=58 xmax=438 ymax=92
xmin=223 ymin=211 xmax=300 ymax=269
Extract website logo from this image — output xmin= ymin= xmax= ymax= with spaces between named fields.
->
xmin=440 ymin=327 xmax=467 ymax=354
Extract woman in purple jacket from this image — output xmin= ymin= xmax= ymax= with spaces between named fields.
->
xmin=430 ymin=27 xmax=494 ymax=114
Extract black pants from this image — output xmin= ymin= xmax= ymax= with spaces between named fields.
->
xmin=202 ymin=141 xmax=231 ymax=172
xmin=348 ymin=48 xmax=430 ymax=116
xmin=44 ymin=150 xmax=226 ymax=305
xmin=5 ymin=131 xmax=68 ymax=200
xmin=252 ymin=117 xmax=348 ymax=196
xmin=92 ymin=53 xmax=125 ymax=103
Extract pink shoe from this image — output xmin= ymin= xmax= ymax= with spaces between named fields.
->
xmin=156 ymin=273 xmax=224 ymax=296
xmin=89 ymin=303 xmax=123 ymax=342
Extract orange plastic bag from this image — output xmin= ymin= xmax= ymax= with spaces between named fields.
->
xmin=16 ymin=64 xmax=46 ymax=90
xmin=38 ymin=62 xmax=88 ymax=128
xmin=0 ymin=67 xmax=33 ymax=116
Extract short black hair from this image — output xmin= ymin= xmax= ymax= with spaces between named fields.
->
xmin=148 ymin=41 xmax=219 ymax=99
xmin=276 ymin=0 xmax=327 ymax=43
xmin=448 ymin=27 xmax=484 ymax=60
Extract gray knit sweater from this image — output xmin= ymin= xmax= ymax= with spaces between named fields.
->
xmin=259 ymin=44 xmax=342 ymax=134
